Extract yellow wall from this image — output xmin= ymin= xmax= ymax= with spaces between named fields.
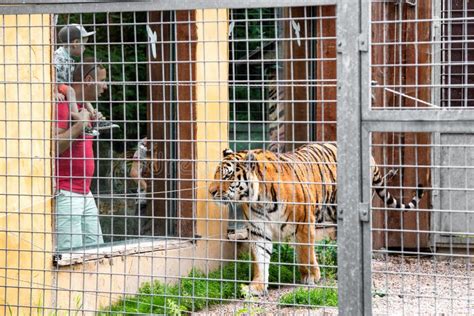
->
xmin=195 ymin=9 xmax=230 ymax=240
xmin=0 ymin=9 xmax=232 ymax=314
xmin=0 ymin=14 xmax=54 ymax=315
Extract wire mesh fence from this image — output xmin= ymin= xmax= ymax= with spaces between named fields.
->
xmin=367 ymin=1 xmax=474 ymax=315
xmin=370 ymin=135 xmax=474 ymax=314
xmin=0 ymin=1 xmax=472 ymax=315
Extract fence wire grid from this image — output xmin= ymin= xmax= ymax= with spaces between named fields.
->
xmin=0 ymin=1 xmax=473 ymax=315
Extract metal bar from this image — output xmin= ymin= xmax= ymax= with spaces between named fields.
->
xmin=363 ymin=109 xmax=474 ymax=122
xmin=2 ymin=0 xmax=141 ymax=2
xmin=2 ymin=0 xmax=139 ymax=5
xmin=336 ymin=0 xmax=366 ymax=315
xmin=430 ymin=0 xmax=442 ymax=250
xmin=362 ymin=120 xmax=474 ymax=133
xmin=0 ymin=0 xmax=337 ymax=15
xmin=360 ymin=1 xmax=372 ymax=315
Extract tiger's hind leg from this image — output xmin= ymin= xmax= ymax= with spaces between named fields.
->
xmin=295 ymin=221 xmax=321 ymax=285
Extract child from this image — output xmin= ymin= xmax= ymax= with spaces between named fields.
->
xmin=54 ymin=23 xmax=118 ymax=135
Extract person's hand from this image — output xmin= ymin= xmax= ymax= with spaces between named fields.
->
xmin=54 ymin=92 xmax=66 ymax=101
xmin=77 ymin=108 xmax=91 ymax=127
xmin=93 ymin=111 xmax=104 ymax=121
xmin=87 ymin=107 xmax=97 ymax=118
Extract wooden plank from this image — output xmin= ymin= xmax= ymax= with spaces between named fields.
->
xmin=371 ymin=1 xmax=432 ymax=249
xmin=147 ymin=11 xmax=197 ymax=237
xmin=148 ymin=11 xmax=172 ymax=236
xmin=315 ymin=5 xmax=336 ymax=142
xmin=175 ymin=10 xmax=197 ymax=238
xmin=371 ymin=1 xmax=397 ymax=250
xmin=282 ymin=7 xmax=311 ymax=150
xmin=385 ymin=1 xmax=432 ymax=249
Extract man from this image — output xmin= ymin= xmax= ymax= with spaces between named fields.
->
xmin=54 ymin=57 xmax=108 ymax=251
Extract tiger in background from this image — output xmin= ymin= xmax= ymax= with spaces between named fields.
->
xmin=208 ymin=143 xmax=424 ymax=296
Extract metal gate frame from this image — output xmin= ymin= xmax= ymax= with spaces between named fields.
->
xmin=337 ymin=0 xmax=474 ymax=315
xmin=2 ymin=0 xmax=347 ymax=314
xmin=5 ymin=0 xmax=473 ymax=315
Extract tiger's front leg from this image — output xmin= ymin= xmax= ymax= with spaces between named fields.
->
xmin=295 ymin=221 xmax=321 ymax=285
xmin=241 ymin=229 xmax=273 ymax=296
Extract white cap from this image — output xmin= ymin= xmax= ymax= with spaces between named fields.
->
xmin=58 ymin=24 xmax=95 ymax=43
xmin=72 ymin=24 xmax=96 ymax=37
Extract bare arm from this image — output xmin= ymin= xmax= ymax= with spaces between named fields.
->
xmin=54 ymin=108 xmax=91 ymax=155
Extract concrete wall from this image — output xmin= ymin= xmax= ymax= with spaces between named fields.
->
xmin=0 ymin=14 xmax=54 ymax=315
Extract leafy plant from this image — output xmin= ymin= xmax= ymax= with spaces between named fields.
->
xmin=279 ymin=286 xmax=338 ymax=307
xmin=101 ymin=240 xmax=337 ymax=314
xmin=315 ymin=238 xmax=338 ymax=280
xmin=269 ymin=243 xmax=301 ymax=286
xmin=373 ymin=290 xmax=387 ymax=298
xmin=236 ymin=284 xmax=265 ymax=316
xmin=269 ymin=238 xmax=338 ymax=286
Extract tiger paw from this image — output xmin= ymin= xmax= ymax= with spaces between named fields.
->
xmin=241 ymin=283 xmax=268 ymax=297
xmin=301 ymin=269 xmax=321 ymax=285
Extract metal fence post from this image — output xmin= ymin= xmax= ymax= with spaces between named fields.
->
xmin=337 ymin=0 xmax=371 ymax=315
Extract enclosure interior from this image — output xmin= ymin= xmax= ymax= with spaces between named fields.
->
xmin=0 ymin=1 xmax=472 ymax=315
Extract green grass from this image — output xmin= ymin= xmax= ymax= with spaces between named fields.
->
xmin=279 ymin=286 xmax=338 ymax=307
xmin=100 ymin=239 xmax=337 ymax=315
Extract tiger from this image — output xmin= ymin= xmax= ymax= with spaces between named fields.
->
xmin=208 ymin=143 xmax=424 ymax=296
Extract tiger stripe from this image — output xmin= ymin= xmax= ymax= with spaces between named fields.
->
xmin=209 ymin=143 xmax=424 ymax=296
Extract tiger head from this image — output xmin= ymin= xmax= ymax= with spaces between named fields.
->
xmin=208 ymin=148 xmax=260 ymax=204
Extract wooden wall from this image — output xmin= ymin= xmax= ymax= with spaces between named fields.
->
xmin=148 ymin=11 xmax=196 ymax=238
xmin=371 ymin=1 xmax=432 ymax=249
xmin=282 ymin=3 xmax=433 ymax=249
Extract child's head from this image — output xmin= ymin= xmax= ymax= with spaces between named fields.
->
xmin=57 ymin=24 xmax=95 ymax=57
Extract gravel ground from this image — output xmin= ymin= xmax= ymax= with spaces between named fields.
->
xmin=193 ymin=255 xmax=473 ymax=315
xmin=194 ymin=284 xmax=337 ymax=316
xmin=372 ymin=255 xmax=474 ymax=315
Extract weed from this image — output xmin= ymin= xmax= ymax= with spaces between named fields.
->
xmin=235 ymin=284 xmax=265 ymax=315
xmin=101 ymin=239 xmax=338 ymax=314
xmin=279 ymin=286 xmax=338 ymax=307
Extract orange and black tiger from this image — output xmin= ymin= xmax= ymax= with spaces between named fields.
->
xmin=208 ymin=143 xmax=424 ymax=296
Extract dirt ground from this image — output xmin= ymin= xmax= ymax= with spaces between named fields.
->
xmin=194 ymin=255 xmax=473 ymax=315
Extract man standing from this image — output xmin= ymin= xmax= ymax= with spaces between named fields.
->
xmin=54 ymin=57 xmax=108 ymax=251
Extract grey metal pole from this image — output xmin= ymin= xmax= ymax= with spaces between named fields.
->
xmin=336 ymin=0 xmax=371 ymax=315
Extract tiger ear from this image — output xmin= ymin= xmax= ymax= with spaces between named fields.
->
xmin=245 ymin=151 xmax=258 ymax=171
xmin=223 ymin=148 xmax=234 ymax=157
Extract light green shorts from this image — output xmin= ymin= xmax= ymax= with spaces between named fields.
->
xmin=55 ymin=190 xmax=104 ymax=252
